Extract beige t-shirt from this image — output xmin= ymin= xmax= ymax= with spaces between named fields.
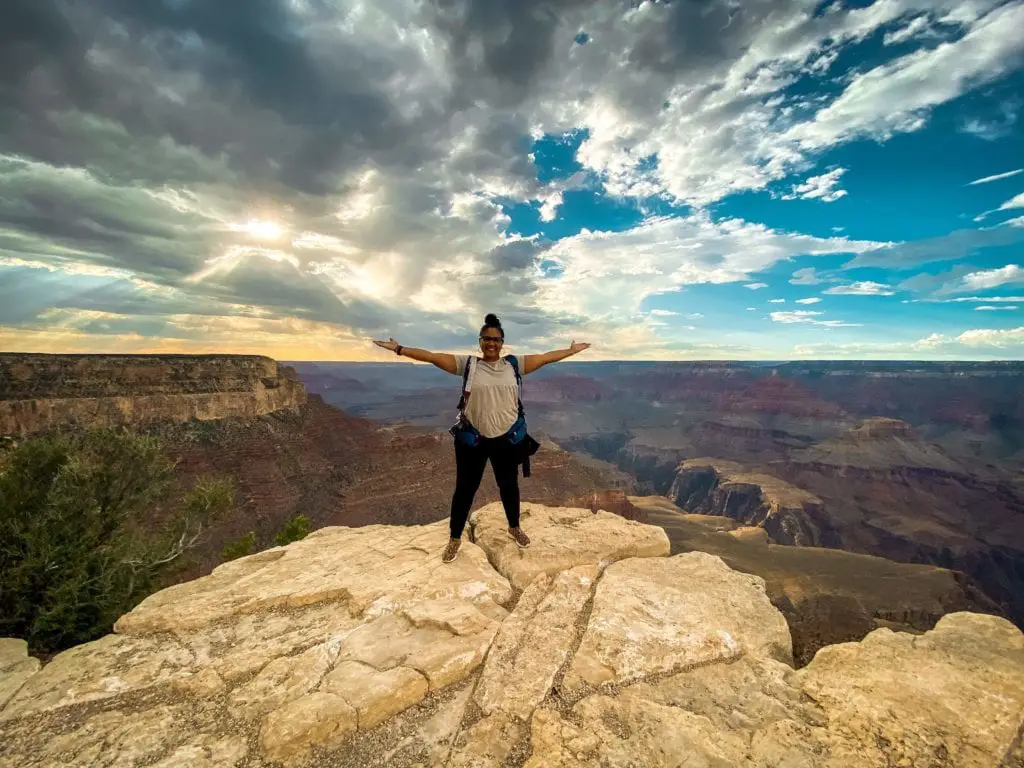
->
xmin=453 ymin=355 xmax=523 ymax=438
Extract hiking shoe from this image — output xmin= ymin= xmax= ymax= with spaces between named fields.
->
xmin=508 ymin=527 xmax=531 ymax=548
xmin=442 ymin=538 xmax=462 ymax=563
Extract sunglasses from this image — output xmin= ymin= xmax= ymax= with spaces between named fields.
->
xmin=479 ymin=336 xmax=503 ymax=343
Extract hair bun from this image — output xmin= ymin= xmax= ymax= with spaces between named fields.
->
xmin=484 ymin=313 xmax=501 ymax=327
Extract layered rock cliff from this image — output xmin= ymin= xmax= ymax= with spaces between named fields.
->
xmin=1 ymin=503 xmax=1021 ymax=767
xmin=0 ymin=353 xmax=306 ymax=436
xmin=669 ymin=458 xmax=835 ymax=546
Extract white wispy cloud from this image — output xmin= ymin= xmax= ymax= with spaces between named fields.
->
xmin=781 ymin=168 xmax=848 ymax=202
xmin=882 ymin=15 xmax=933 ymax=46
xmin=975 ymin=305 xmax=1018 ymax=311
xmin=968 ymin=169 xmax=1023 ymax=185
xmin=768 ymin=298 xmax=786 ymax=303
xmin=649 ymin=309 xmax=679 ymax=316
xmin=960 ymin=100 xmax=1020 ymax=141
xmin=770 ymin=310 xmax=861 ymax=327
xmin=795 ymin=297 xmax=823 ymax=305
xmin=928 ymin=295 xmax=1024 ymax=303
xmin=916 ymin=327 xmax=1024 ymax=349
xmin=938 ymin=264 xmax=1024 ymax=294
xmin=783 ymin=2 xmax=1024 ymax=152
xmin=999 ymin=193 xmax=1024 ymax=211
xmin=533 ymin=212 xmax=882 ymax=325
xmin=823 ymin=281 xmax=896 ymax=296
xmin=789 ymin=267 xmax=840 ymax=285
xmin=744 ymin=282 xmax=769 ymax=290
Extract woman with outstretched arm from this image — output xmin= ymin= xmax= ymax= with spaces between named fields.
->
xmin=374 ymin=313 xmax=590 ymax=563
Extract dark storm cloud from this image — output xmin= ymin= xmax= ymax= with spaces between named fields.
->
xmin=0 ymin=0 xmax=445 ymax=197
xmin=432 ymin=0 xmax=567 ymax=88
xmin=0 ymin=0 xmax=92 ymax=108
xmin=0 ymin=158 xmax=216 ymax=280
xmin=487 ymin=239 xmax=548 ymax=273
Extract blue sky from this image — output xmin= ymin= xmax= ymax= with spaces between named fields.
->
xmin=1 ymin=0 xmax=1023 ymax=360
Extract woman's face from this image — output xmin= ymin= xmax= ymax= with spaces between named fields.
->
xmin=479 ymin=329 xmax=503 ymax=356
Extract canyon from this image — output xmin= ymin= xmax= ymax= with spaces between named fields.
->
xmin=299 ymin=360 xmax=1024 ymax=630
xmin=1 ymin=353 xmax=1018 ymax=665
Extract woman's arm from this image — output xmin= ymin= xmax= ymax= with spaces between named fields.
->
xmin=522 ymin=340 xmax=590 ymax=375
xmin=373 ymin=338 xmax=458 ymax=375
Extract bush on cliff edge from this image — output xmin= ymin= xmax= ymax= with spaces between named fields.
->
xmin=0 ymin=428 xmax=234 ymax=654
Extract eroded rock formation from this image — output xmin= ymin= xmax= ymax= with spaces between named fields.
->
xmin=669 ymin=458 xmax=832 ymax=546
xmin=1 ymin=502 xmax=1021 ymax=767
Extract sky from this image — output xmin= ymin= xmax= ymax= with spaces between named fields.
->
xmin=2 ymin=0 xmax=1024 ymax=362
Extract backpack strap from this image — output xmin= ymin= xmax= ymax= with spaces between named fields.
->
xmin=456 ymin=355 xmax=476 ymax=413
xmin=504 ymin=355 xmax=533 ymax=477
xmin=505 ymin=354 xmax=524 ymax=418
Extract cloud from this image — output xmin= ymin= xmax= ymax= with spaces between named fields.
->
xmin=823 ymin=281 xmax=896 ymax=296
xmin=936 ymin=264 xmax=1024 ymax=294
xmin=2 ymin=0 xmax=1022 ymax=359
xmin=881 ymin=15 xmax=934 ymax=47
xmin=916 ymin=327 xmax=1024 ymax=350
xmin=967 ymin=169 xmax=1023 ymax=185
xmin=780 ymin=168 xmax=848 ymax=203
xmin=649 ymin=309 xmax=678 ymax=316
xmin=795 ymin=297 xmax=822 ymax=304
xmin=770 ymin=310 xmax=861 ymax=327
xmin=958 ymin=327 xmax=1024 ymax=347
xmin=782 ymin=2 xmax=1024 ymax=152
xmin=928 ymin=295 xmax=1024 ymax=303
xmin=999 ymin=193 xmax=1024 ymax=211
xmin=532 ymin=212 xmax=882 ymax=325
xmin=962 ymin=264 xmax=1024 ymax=290
xmin=846 ymin=222 xmax=1024 ymax=268
xmin=789 ymin=267 xmax=840 ymax=285
xmin=960 ymin=99 xmax=1020 ymax=141
xmin=975 ymin=305 xmax=1018 ymax=311
xmin=768 ymin=298 xmax=786 ymax=303
xmin=744 ymin=282 xmax=769 ymax=290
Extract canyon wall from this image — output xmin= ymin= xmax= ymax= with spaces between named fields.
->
xmin=0 ymin=353 xmax=306 ymax=436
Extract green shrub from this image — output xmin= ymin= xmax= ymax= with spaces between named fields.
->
xmin=222 ymin=531 xmax=257 ymax=562
xmin=274 ymin=514 xmax=311 ymax=547
xmin=0 ymin=428 xmax=234 ymax=654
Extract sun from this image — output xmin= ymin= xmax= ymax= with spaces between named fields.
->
xmin=244 ymin=218 xmax=282 ymax=240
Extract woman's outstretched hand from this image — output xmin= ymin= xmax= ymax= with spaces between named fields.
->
xmin=570 ymin=340 xmax=591 ymax=354
xmin=373 ymin=337 xmax=400 ymax=353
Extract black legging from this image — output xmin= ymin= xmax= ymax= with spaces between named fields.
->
xmin=450 ymin=435 xmax=521 ymax=539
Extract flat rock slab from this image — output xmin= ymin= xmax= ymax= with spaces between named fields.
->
xmin=791 ymin=611 xmax=1024 ymax=767
xmin=114 ymin=522 xmax=512 ymax=634
xmin=0 ymin=522 xmax=510 ymax=766
xmin=563 ymin=551 xmax=792 ymax=693
xmin=470 ymin=502 xmax=670 ymax=591
xmin=475 ymin=565 xmax=597 ymax=721
xmin=526 ymin=612 xmax=1024 ymax=768
xmin=0 ymin=640 xmax=39 ymax=712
